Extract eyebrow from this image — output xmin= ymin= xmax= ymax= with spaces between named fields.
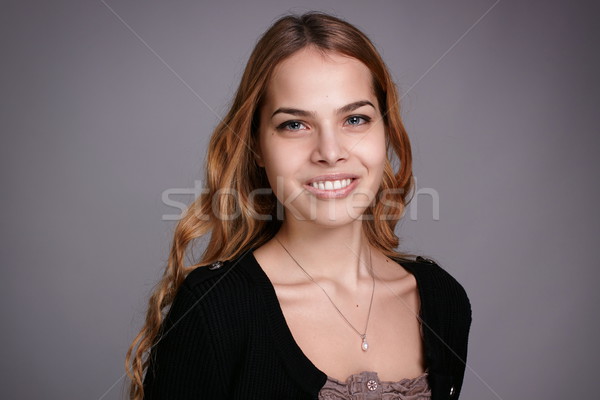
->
xmin=271 ymin=100 xmax=376 ymax=119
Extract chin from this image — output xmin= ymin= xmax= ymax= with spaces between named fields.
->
xmin=286 ymin=199 xmax=372 ymax=227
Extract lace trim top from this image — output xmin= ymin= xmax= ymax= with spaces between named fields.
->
xmin=318 ymin=370 xmax=431 ymax=400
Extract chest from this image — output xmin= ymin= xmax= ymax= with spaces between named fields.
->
xmin=273 ymin=278 xmax=427 ymax=382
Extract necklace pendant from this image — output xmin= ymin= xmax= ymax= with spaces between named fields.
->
xmin=361 ymin=336 xmax=369 ymax=352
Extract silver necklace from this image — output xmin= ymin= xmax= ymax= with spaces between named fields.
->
xmin=275 ymin=237 xmax=375 ymax=352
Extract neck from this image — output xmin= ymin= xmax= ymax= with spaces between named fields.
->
xmin=275 ymin=218 xmax=373 ymax=289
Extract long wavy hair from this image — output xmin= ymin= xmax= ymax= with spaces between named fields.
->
xmin=125 ymin=11 xmax=414 ymax=399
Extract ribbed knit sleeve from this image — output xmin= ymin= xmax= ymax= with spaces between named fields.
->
xmin=402 ymin=258 xmax=472 ymax=400
xmin=425 ymin=265 xmax=471 ymax=399
xmin=143 ymin=282 xmax=228 ymax=399
xmin=140 ymin=255 xmax=324 ymax=399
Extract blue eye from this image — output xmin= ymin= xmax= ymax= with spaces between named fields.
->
xmin=345 ymin=115 xmax=370 ymax=126
xmin=278 ymin=120 xmax=307 ymax=131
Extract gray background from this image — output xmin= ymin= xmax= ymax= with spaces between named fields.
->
xmin=1 ymin=0 xmax=598 ymax=399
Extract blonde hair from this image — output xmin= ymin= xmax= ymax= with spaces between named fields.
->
xmin=125 ymin=12 xmax=414 ymax=399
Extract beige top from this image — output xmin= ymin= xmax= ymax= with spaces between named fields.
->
xmin=318 ymin=370 xmax=431 ymax=400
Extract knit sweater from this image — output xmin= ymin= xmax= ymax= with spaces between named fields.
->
xmin=142 ymin=249 xmax=472 ymax=399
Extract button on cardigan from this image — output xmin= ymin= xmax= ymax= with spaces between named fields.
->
xmin=143 ymin=249 xmax=472 ymax=399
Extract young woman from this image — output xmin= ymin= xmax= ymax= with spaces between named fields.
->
xmin=126 ymin=12 xmax=471 ymax=400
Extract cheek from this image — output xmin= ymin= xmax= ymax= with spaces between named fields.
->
xmin=361 ymin=130 xmax=388 ymax=171
xmin=260 ymin=141 xmax=303 ymax=186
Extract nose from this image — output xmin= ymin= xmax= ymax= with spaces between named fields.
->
xmin=311 ymin=126 xmax=348 ymax=166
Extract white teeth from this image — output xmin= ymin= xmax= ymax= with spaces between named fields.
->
xmin=310 ymin=178 xmax=353 ymax=191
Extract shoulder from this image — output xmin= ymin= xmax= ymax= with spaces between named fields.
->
xmin=144 ymin=252 xmax=260 ymax=397
xmin=165 ymin=250 xmax=262 ymax=331
xmin=182 ymin=250 xmax=258 ymax=299
xmin=395 ymin=256 xmax=471 ymax=315
xmin=394 ymin=256 xmax=472 ymax=399
xmin=160 ymin=250 xmax=262 ymax=350
xmin=393 ymin=255 xmax=472 ymax=337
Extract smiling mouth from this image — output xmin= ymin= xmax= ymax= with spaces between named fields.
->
xmin=310 ymin=178 xmax=353 ymax=191
xmin=303 ymin=175 xmax=359 ymax=199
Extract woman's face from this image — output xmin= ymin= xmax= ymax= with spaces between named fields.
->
xmin=257 ymin=47 xmax=387 ymax=226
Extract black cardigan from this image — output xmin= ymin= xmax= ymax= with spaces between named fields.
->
xmin=143 ymin=249 xmax=472 ymax=399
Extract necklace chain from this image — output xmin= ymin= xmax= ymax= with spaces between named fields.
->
xmin=275 ymin=236 xmax=375 ymax=351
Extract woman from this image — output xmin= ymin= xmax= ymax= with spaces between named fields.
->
xmin=126 ymin=12 xmax=471 ymax=400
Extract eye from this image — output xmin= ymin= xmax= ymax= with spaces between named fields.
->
xmin=345 ymin=115 xmax=371 ymax=126
xmin=277 ymin=120 xmax=308 ymax=131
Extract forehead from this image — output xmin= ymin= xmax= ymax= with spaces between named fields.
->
xmin=264 ymin=47 xmax=377 ymax=111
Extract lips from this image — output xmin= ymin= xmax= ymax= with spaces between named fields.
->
xmin=310 ymin=178 xmax=352 ymax=190
xmin=304 ymin=173 xmax=359 ymax=199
